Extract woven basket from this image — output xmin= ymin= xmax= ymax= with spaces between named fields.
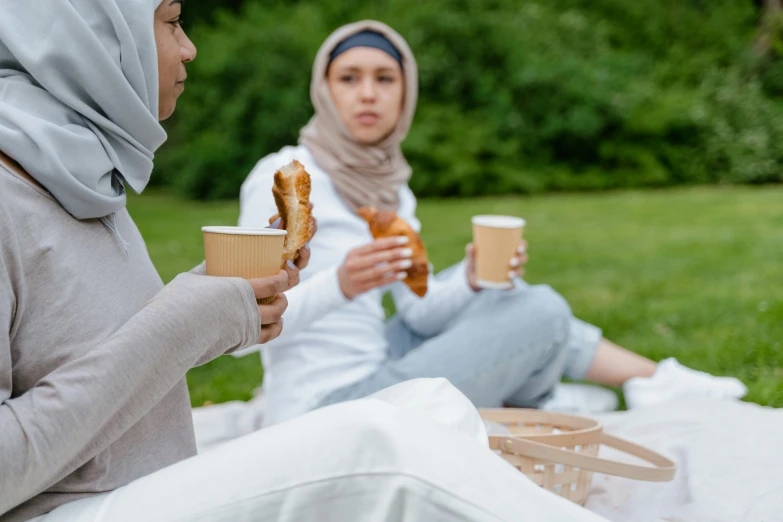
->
xmin=480 ymin=409 xmax=676 ymax=505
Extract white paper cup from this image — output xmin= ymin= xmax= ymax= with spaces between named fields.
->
xmin=471 ymin=215 xmax=526 ymax=290
xmin=202 ymin=226 xmax=287 ymax=304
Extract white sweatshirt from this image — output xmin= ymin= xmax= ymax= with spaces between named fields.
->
xmin=238 ymin=145 xmax=476 ymax=425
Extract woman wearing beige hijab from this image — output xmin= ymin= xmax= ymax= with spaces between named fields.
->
xmin=239 ymin=20 xmax=747 ymax=427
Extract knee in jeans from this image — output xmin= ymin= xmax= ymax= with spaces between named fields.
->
xmin=525 ymin=285 xmax=571 ymax=321
xmin=509 ymin=284 xmax=572 ymax=346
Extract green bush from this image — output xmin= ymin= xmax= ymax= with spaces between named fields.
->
xmin=155 ymin=0 xmax=783 ymax=199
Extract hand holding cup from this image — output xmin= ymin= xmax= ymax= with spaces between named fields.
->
xmin=203 ymin=225 xmax=291 ymax=344
xmin=466 ymin=240 xmax=527 ymax=292
xmin=469 ymin=215 xmax=526 ymax=290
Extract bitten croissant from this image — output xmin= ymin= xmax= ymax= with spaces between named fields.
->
xmin=357 ymin=206 xmax=429 ymax=297
xmin=269 ymin=160 xmax=316 ymax=263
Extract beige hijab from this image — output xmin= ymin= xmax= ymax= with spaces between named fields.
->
xmin=299 ymin=20 xmax=418 ymax=212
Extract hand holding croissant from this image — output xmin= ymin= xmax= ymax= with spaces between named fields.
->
xmin=337 ymin=207 xmax=430 ymax=300
xmin=337 ymin=236 xmax=415 ymax=299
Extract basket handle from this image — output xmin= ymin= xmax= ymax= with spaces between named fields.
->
xmin=490 ymin=432 xmax=676 ymax=482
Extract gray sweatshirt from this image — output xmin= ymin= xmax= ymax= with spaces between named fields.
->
xmin=0 ymin=164 xmax=262 ymax=521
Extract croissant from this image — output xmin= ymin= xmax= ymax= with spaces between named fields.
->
xmin=357 ymin=206 xmax=429 ymax=297
xmin=270 ymin=160 xmax=315 ymax=263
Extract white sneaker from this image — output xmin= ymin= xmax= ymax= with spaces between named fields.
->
xmin=623 ymin=358 xmax=748 ymax=409
xmin=539 ymin=383 xmax=619 ymax=415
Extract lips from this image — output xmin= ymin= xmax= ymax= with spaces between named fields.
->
xmin=357 ymin=112 xmax=380 ymax=125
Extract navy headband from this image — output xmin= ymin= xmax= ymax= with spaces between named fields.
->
xmin=328 ymin=30 xmax=403 ymax=67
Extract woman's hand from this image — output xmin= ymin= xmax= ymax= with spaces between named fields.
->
xmin=281 ymin=245 xmax=310 ymax=291
xmin=270 ymin=202 xmax=316 ymax=291
xmin=338 ymin=236 xmax=413 ymax=299
xmin=247 ymin=271 xmax=290 ymax=344
xmin=465 ymin=240 xmax=528 ymax=292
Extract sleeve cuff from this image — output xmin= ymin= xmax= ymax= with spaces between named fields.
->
xmin=277 ymin=265 xmax=350 ymax=339
xmin=311 ymin=265 xmax=350 ymax=307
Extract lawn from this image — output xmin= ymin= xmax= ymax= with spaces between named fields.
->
xmin=128 ymin=186 xmax=783 ymax=408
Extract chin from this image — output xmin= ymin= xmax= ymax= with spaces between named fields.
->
xmin=159 ymin=101 xmax=177 ymax=121
xmin=354 ymin=129 xmax=389 ymax=146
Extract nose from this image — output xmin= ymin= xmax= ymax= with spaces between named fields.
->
xmin=360 ymin=77 xmax=376 ymax=102
xmin=180 ymin=30 xmax=197 ymax=64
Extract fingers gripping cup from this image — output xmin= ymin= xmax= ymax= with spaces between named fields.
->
xmin=202 ymin=226 xmax=287 ymax=304
xmin=471 ymin=215 xmax=526 ymax=290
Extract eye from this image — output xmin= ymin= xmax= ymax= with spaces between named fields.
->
xmin=378 ymin=75 xmax=395 ymax=83
xmin=169 ymin=17 xmax=183 ymax=28
xmin=340 ymin=74 xmax=357 ymax=84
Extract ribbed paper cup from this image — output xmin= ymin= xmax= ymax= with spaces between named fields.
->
xmin=472 ymin=215 xmax=526 ymax=290
xmin=202 ymin=226 xmax=287 ymax=304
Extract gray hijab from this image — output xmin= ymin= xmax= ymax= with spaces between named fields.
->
xmin=0 ymin=0 xmax=167 ymax=220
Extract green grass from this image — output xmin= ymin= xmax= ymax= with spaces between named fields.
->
xmin=128 ymin=186 xmax=783 ymax=408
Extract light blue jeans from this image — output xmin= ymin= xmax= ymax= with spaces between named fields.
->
xmin=318 ymin=266 xmax=602 ymax=409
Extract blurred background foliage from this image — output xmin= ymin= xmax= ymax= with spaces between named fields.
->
xmin=154 ymin=0 xmax=783 ymax=200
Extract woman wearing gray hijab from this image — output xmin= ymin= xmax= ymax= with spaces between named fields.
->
xmin=0 ymin=3 xmax=609 ymax=522
xmin=239 ymin=20 xmax=748 ymax=427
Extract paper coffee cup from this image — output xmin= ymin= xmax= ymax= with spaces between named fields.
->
xmin=471 ymin=215 xmax=526 ymax=290
xmin=202 ymin=226 xmax=287 ymax=304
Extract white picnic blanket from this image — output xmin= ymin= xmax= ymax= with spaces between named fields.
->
xmin=192 ymin=393 xmax=783 ymax=522
xmin=587 ymin=398 xmax=783 ymax=522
